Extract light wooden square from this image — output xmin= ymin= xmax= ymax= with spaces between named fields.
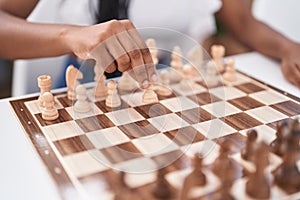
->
xmin=65 ymin=103 xmax=103 ymax=119
xmin=115 ymin=157 xmax=158 ymax=175
xmin=132 ymin=133 xmax=179 ymax=157
xmin=105 ymin=108 xmax=145 ymax=126
xmin=202 ymin=101 xmax=241 ymax=118
xmin=193 ymin=119 xmax=237 ymax=139
xmin=171 ymin=83 xmax=206 ymax=96
xmin=86 ymin=127 xmax=130 ymax=149
xmin=245 ymin=106 xmax=288 ymax=124
xmin=42 ymin=121 xmax=84 ymax=141
xmin=160 ymin=96 xmax=199 ymax=112
xmin=249 ymin=89 xmax=290 ymax=105
xmin=148 ymin=113 xmax=189 ymax=132
xmin=239 ymin=124 xmax=276 ymax=145
xmin=209 ymin=86 xmax=246 ymax=100
xmin=63 ymin=150 xmax=109 ymax=178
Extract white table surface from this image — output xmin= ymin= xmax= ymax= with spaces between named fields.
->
xmin=0 ymin=52 xmax=299 ymax=200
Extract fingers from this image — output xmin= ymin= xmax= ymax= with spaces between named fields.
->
xmin=121 ymin=20 xmax=157 ymax=82
xmin=281 ymin=62 xmax=300 ymax=88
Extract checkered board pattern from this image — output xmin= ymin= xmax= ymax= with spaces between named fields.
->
xmin=10 ymin=71 xmax=300 ymax=200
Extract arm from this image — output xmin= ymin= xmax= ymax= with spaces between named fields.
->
xmin=0 ymin=0 xmax=156 ymax=88
xmin=216 ymin=0 xmax=300 ymax=88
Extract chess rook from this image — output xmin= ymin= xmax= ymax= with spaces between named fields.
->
xmin=41 ymin=92 xmax=59 ymax=121
xmin=38 ymin=75 xmax=51 ymax=107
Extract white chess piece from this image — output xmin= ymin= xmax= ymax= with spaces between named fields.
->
xmin=223 ymin=58 xmax=237 ymax=82
xmin=105 ymin=80 xmax=121 ymax=108
xmin=42 ymin=92 xmax=59 ymax=121
xmin=142 ymin=87 xmax=158 ymax=104
xmin=38 ymin=75 xmax=52 ymax=107
xmin=170 ymin=46 xmax=183 ymax=83
xmin=118 ymin=71 xmax=138 ymax=91
xmin=74 ymin=85 xmax=91 ymax=113
xmin=180 ymin=64 xmax=194 ymax=91
xmin=94 ymin=74 xmax=107 ymax=100
xmin=156 ymin=70 xmax=172 ymax=96
xmin=211 ymin=45 xmax=225 ymax=72
xmin=66 ymin=65 xmax=83 ymax=100
xmin=205 ymin=61 xmax=219 ymax=87
xmin=146 ymin=38 xmax=159 ymax=66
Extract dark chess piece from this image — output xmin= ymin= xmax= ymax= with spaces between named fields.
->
xmin=273 ymin=119 xmax=300 ymax=194
xmin=180 ymin=153 xmax=206 ymax=200
xmin=212 ymin=140 xmax=241 ymax=200
xmin=241 ymin=129 xmax=258 ymax=161
xmin=246 ymin=142 xmax=271 ymax=199
xmin=270 ymin=121 xmax=289 ymax=157
xmin=152 ymin=168 xmax=173 ymax=199
xmin=113 ymin=171 xmax=136 ymax=200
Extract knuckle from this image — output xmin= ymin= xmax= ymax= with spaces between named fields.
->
xmin=117 ymin=54 xmax=130 ymax=66
xmin=108 ymin=19 xmax=120 ymax=29
xmin=129 ymin=49 xmax=142 ymax=60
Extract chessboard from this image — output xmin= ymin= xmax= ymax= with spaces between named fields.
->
xmin=10 ymin=70 xmax=300 ymax=199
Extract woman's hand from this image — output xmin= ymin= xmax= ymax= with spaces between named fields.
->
xmin=280 ymin=42 xmax=300 ymax=88
xmin=64 ymin=19 xmax=157 ymax=88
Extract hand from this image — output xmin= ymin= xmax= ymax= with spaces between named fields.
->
xmin=63 ymin=19 xmax=157 ymax=89
xmin=280 ymin=42 xmax=300 ymax=88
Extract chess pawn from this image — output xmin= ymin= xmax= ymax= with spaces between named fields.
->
xmin=74 ymin=85 xmax=91 ymax=113
xmin=142 ymin=87 xmax=158 ymax=104
xmin=205 ymin=61 xmax=219 ymax=87
xmin=170 ymin=46 xmax=183 ymax=83
xmin=156 ymin=70 xmax=172 ymax=96
xmin=66 ymin=65 xmax=83 ymax=100
xmin=118 ymin=71 xmax=138 ymax=91
xmin=180 ymin=64 xmax=194 ymax=90
xmin=146 ymin=38 xmax=159 ymax=65
xmin=42 ymin=92 xmax=59 ymax=121
xmin=105 ymin=80 xmax=121 ymax=108
xmin=241 ymin=129 xmax=258 ymax=161
xmin=38 ymin=75 xmax=52 ymax=107
xmin=223 ymin=58 xmax=237 ymax=82
xmin=94 ymin=74 xmax=107 ymax=100
xmin=211 ymin=45 xmax=225 ymax=72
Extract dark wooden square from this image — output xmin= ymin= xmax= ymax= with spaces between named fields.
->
xmin=187 ymin=92 xmax=221 ymax=106
xmin=151 ymin=150 xmax=189 ymax=172
xmin=176 ymin=107 xmax=214 ymax=124
xmin=118 ymin=120 xmax=159 ymax=139
xmin=228 ymin=96 xmax=265 ymax=111
xmin=213 ymin=132 xmax=247 ymax=154
xmin=75 ymin=114 xmax=115 ymax=133
xmin=270 ymin=101 xmax=300 ymax=117
xmin=35 ymin=109 xmax=73 ymax=127
xmin=134 ymin=103 xmax=172 ymax=119
xmin=235 ymin=82 xmax=265 ymax=94
xmin=95 ymin=99 xmax=129 ymax=113
xmin=100 ymin=142 xmax=142 ymax=164
xmin=54 ymin=135 xmax=95 ymax=156
xmin=223 ymin=113 xmax=263 ymax=131
xmin=56 ymin=96 xmax=74 ymax=107
xmin=164 ymin=126 xmax=205 ymax=146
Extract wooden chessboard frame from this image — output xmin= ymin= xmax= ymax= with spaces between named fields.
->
xmin=10 ymin=70 xmax=300 ymax=199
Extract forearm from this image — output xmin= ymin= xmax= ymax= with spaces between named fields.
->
xmin=233 ymin=18 xmax=293 ymax=61
xmin=0 ymin=10 xmax=78 ymax=59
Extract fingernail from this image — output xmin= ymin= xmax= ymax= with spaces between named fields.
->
xmin=142 ymin=80 xmax=149 ymax=89
xmin=151 ymin=74 xmax=158 ymax=82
